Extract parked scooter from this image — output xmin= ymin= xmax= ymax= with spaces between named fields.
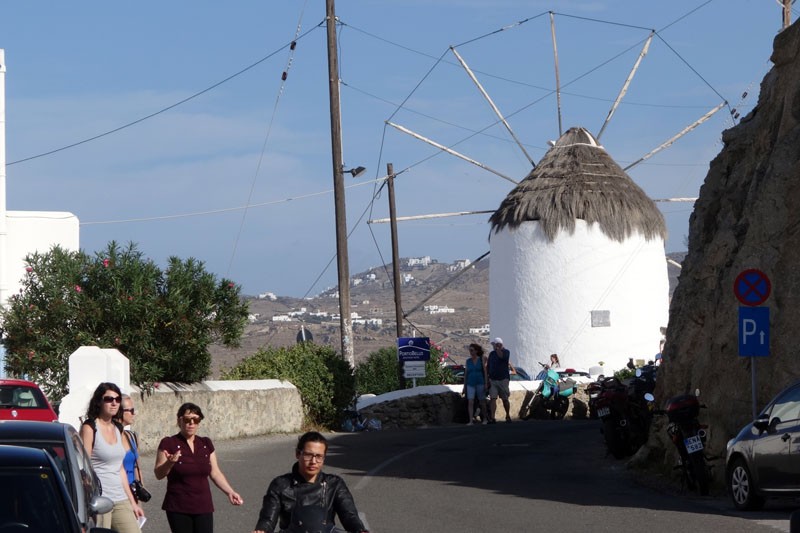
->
xmin=658 ymin=391 xmax=710 ymax=495
xmin=528 ymin=363 xmax=577 ymax=420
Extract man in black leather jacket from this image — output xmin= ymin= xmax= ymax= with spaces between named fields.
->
xmin=252 ymin=431 xmax=369 ymax=533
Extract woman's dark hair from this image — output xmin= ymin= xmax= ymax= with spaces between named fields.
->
xmin=550 ymin=353 xmax=560 ymax=366
xmin=176 ymin=402 xmax=204 ymax=421
xmin=84 ymin=382 xmax=123 ymax=422
xmin=296 ymin=431 xmax=328 ymax=453
xmin=468 ymin=343 xmax=484 ymax=358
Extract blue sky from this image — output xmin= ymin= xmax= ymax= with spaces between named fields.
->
xmin=2 ymin=1 xmax=787 ymax=297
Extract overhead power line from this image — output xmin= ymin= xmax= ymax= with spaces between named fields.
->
xmin=7 ymin=23 xmax=323 ymax=166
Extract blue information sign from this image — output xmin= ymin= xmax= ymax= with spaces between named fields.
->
xmin=397 ymin=337 xmax=431 ymax=362
xmin=738 ymin=307 xmax=769 ymax=357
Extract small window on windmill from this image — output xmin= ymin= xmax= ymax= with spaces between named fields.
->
xmin=591 ymin=310 xmax=610 ymax=327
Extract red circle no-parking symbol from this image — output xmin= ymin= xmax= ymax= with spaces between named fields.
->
xmin=734 ymin=269 xmax=771 ymax=306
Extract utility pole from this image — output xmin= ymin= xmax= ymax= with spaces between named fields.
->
xmin=387 ymin=163 xmax=406 ymax=387
xmin=325 ymin=0 xmax=354 ymax=366
xmin=783 ymin=0 xmax=792 ymax=30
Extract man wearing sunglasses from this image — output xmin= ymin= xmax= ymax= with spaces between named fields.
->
xmin=252 ymin=431 xmax=369 ymax=533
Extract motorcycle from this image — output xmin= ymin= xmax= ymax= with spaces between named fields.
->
xmin=596 ymin=368 xmax=656 ymax=459
xmin=528 ymin=363 xmax=577 ymax=420
xmin=660 ymin=391 xmax=710 ymax=495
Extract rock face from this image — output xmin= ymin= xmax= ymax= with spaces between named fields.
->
xmin=654 ymin=21 xmax=800 ymax=481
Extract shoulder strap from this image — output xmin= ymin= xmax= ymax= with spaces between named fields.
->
xmin=81 ymin=419 xmax=98 ymax=447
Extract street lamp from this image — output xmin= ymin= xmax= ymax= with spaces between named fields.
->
xmin=344 ymin=166 xmax=366 ymax=178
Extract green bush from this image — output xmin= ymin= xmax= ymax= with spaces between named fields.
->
xmin=0 ymin=242 xmax=248 ymax=403
xmin=354 ymin=344 xmax=458 ymax=396
xmin=221 ymin=342 xmax=355 ymax=429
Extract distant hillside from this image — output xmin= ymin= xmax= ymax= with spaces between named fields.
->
xmin=210 ymin=254 xmax=685 ymax=376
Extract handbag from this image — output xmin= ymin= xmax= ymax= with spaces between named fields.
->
xmin=125 ymin=430 xmax=152 ymax=503
xmin=130 ymin=478 xmax=152 ymax=503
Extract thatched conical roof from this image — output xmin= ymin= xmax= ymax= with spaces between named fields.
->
xmin=489 ymin=127 xmax=666 ymax=242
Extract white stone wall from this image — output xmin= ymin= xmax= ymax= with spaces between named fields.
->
xmin=489 ymin=220 xmax=669 ymax=373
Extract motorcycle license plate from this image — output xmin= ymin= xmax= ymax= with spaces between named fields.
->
xmin=684 ymin=435 xmax=704 ymax=454
xmin=597 ymin=407 xmax=610 ymax=418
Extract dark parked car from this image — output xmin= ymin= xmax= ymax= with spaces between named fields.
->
xmin=726 ymin=380 xmax=800 ymax=510
xmin=0 ymin=421 xmax=112 ymax=529
xmin=0 ymin=378 xmax=58 ymax=422
xmin=0 ymin=444 xmax=114 ymax=532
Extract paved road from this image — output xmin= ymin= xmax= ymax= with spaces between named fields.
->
xmin=137 ymin=420 xmax=796 ymax=532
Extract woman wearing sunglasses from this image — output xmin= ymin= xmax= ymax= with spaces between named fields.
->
xmin=80 ymin=382 xmax=145 ymax=533
xmin=154 ymin=402 xmax=243 ymax=533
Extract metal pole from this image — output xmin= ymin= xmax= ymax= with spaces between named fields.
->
xmin=387 ymin=163 xmax=406 ymax=388
xmin=752 ymin=358 xmax=758 ymax=419
xmin=325 ymin=0 xmax=354 ymax=366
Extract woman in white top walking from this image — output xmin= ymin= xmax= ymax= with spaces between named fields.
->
xmin=81 ymin=382 xmax=145 ymax=532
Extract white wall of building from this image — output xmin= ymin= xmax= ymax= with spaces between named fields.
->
xmin=0 ymin=211 xmax=79 ymax=377
xmin=489 ymin=220 xmax=669 ymax=373
xmin=4 ymin=211 xmax=79 ymax=302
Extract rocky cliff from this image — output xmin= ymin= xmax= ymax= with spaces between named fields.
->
xmin=652 ymin=21 xmax=800 ymax=479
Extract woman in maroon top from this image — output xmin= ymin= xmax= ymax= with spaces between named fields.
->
xmin=154 ymin=402 xmax=243 ymax=533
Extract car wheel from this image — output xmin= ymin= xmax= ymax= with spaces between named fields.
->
xmin=728 ymin=457 xmax=764 ymax=510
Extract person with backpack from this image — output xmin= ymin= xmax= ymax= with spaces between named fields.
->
xmin=121 ymin=393 xmax=151 ymax=504
xmin=80 ymin=382 xmax=144 ymax=533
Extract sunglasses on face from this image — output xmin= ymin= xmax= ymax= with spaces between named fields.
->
xmin=181 ymin=416 xmax=201 ymax=425
xmin=102 ymin=395 xmax=121 ymax=404
xmin=299 ymin=451 xmax=325 ymax=462
xmin=123 ymin=408 xmax=135 ymax=414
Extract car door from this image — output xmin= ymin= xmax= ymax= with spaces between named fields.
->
xmin=68 ymin=426 xmax=100 ymax=527
xmin=752 ymin=384 xmax=800 ymax=490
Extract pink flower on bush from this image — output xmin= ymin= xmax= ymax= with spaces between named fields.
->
xmin=228 ymin=282 xmax=235 ymax=288
xmin=153 ymin=382 xmax=161 ymax=389
xmin=25 ymin=266 xmax=32 ymax=273
xmin=103 ymin=258 xmax=110 ymax=268
xmin=74 ymin=285 xmax=82 ymax=293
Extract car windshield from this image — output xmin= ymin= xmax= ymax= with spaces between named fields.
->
xmin=0 ymin=385 xmax=48 ymax=409
xmin=0 ymin=468 xmax=74 ymax=531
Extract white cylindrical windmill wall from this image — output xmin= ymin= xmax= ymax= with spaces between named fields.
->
xmin=488 ymin=126 xmax=669 ymax=374
xmin=490 ymin=220 xmax=668 ymax=373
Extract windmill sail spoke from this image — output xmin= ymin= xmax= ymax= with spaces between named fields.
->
xmin=550 ymin=12 xmax=563 ymax=136
xmin=597 ymin=31 xmax=654 ymax=141
xmin=386 ymin=121 xmax=519 ymax=184
xmin=368 ymin=210 xmax=494 ymax=225
xmin=450 ymin=46 xmax=536 ymax=168
xmin=623 ymin=101 xmax=726 ymax=171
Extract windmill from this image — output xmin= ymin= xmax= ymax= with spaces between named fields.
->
xmin=371 ymin=12 xmax=729 ymax=372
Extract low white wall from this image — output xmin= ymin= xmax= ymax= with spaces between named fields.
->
xmin=126 ymin=380 xmax=304 ymax=454
xmin=57 ymin=346 xmax=304 ymax=454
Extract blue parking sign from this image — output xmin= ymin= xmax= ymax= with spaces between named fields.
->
xmin=738 ymin=307 xmax=769 ymax=357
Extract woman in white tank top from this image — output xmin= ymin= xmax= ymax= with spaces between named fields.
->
xmin=81 ymin=382 xmax=145 ymax=533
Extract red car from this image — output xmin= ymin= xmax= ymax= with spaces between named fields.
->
xmin=0 ymin=378 xmax=58 ymax=422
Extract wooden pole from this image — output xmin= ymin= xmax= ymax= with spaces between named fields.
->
xmin=387 ymin=163 xmax=406 ymax=388
xmin=325 ymin=0 xmax=354 ymax=366
xmin=783 ymin=0 xmax=792 ymax=30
